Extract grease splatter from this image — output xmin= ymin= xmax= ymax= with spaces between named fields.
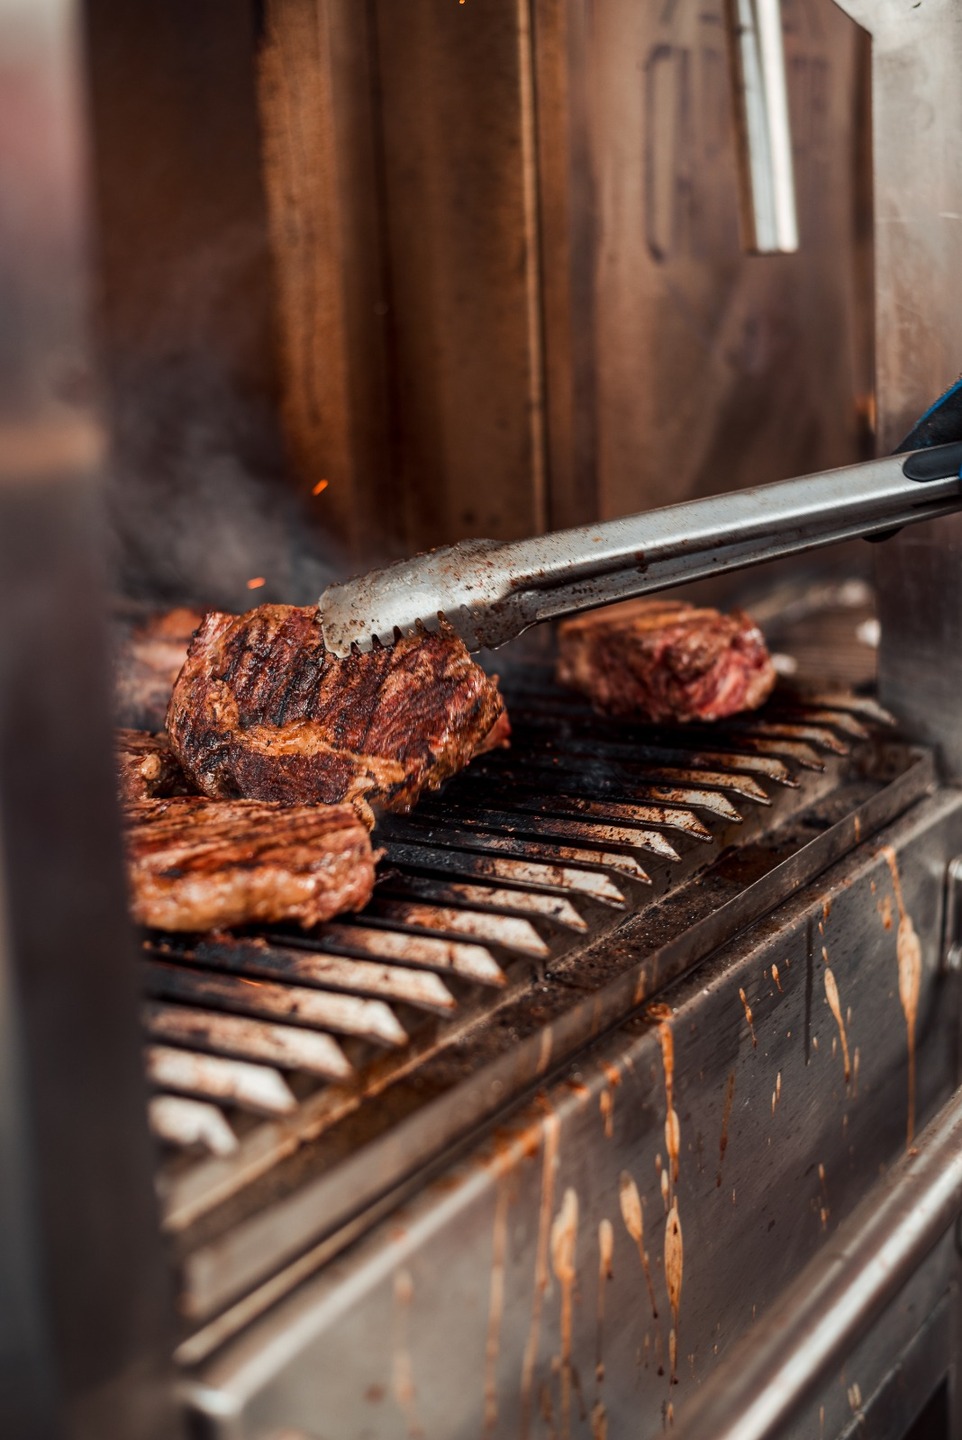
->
xmin=882 ymin=846 xmax=922 ymax=1145
xmin=596 ymin=1218 xmax=614 ymax=1385
xmin=551 ymin=1188 xmax=579 ymax=1440
xmin=520 ymin=1103 xmax=560 ymax=1438
xmin=599 ymin=1089 xmax=614 ymax=1140
xmin=738 ymin=988 xmax=757 ymax=1047
xmin=649 ymin=1004 xmax=680 ymax=1191
xmin=483 ymin=1181 xmax=511 ymax=1434
xmin=619 ymin=1171 xmax=658 ymax=1318
xmin=818 ymin=1163 xmax=830 ymax=1230
xmin=823 ymin=968 xmax=851 ymax=1083
xmin=771 ymin=963 xmax=783 ymax=992
xmin=664 ymin=1202 xmax=684 ymax=1385
xmin=392 ymin=1269 xmax=423 ymax=1437
xmin=717 ymin=1071 xmax=736 ymax=1187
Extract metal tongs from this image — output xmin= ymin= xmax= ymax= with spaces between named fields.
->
xmin=317 ymin=444 xmax=962 ymax=656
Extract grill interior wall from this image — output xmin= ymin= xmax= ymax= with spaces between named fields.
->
xmin=85 ymin=0 xmax=873 ymax=592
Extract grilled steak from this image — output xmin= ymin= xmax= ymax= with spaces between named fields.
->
xmin=117 ymin=729 xmax=191 ymax=805
xmin=114 ymin=608 xmax=205 ymax=730
xmin=125 ymin=795 xmax=376 ymax=931
xmin=557 ymin=599 xmax=776 ymax=723
xmin=166 ymin=605 xmax=509 ymax=819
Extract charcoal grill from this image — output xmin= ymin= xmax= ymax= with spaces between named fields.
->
xmin=6 ymin=1 xmax=962 ymax=1439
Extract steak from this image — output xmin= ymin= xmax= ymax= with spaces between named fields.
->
xmin=556 ymin=599 xmax=776 ymax=724
xmin=117 ymin=729 xmax=192 ymax=805
xmin=125 ymin=795 xmax=377 ymax=931
xmin=114 ymin=607 xmax=205 ymax=730
xmin=166 ymin=605 xmax=509 ymax=819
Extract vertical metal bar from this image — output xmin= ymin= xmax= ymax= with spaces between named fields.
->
xmin=727 ymin=0 xmax=799 ymax=254
xmin=0 ymin=1 xmax=179 ymax=1436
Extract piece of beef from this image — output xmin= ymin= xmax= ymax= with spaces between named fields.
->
xmin=125 ymin=795 xmax=376 ymax=931
xmin=114 ymin=608 xmax=205 ymax=730
xmin=556 ymin=599 xmax=776 ymax=724
xmin=116 ymin=729 xmax=192 ymax=805
xmin=166 ymin=605 xmax=509 ymax=820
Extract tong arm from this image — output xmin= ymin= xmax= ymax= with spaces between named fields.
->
xmin=318 ymin=447 xmax=962 ymax=655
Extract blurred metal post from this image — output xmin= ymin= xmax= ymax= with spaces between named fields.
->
xmin=0 ymin=1 xmax=180 ymax=1436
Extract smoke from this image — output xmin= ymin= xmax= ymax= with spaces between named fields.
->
xmin=98 ymin=220 xmax=342 ymax=614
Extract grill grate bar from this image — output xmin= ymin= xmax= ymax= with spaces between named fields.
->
xmin=424 ymin=786 xmax=715 ymax=839
xmin=381 ymin=817 xmax=652 ymax=884
xmin=142 ymin=1002 xmax=354 ymax=1081
xmin=149 ymin=1095 xmax=238 ymax=1157
xmin=727 ymin=719 xmax=850 ymax=754
xmin=763 ymin=705 xmax=872 ymax=740
xmin=359 ymin=898 xmax=551 ymax=958
xmin=471 ymin=750 xmax=772 ymax=805
xmin=805 ymin=693 xmax=895 ymax=726
xmin=143 ymin=960 xmax=408 ymax=1048
xmin=305 ymin=923 xmax=508 ymax=987
xmin=504 ymin=714 xmax=800 ymax=786
xmin=462 ymin=760 xmax=749 ymax=820
xmin=413 ymin=801 xmax=682 ymax=860
xmin=151 ymin=937 xmax=459 ymax=1014
xmin=145 ymin=1045 xmax=297 ymax=1117
xmin=381 ymin=837 xmax=628 ymax=905
xmin=375 ymin=873 xmax=588 ymax=932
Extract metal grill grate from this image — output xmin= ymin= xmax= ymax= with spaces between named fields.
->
xmin=138 ymin=675 xmax=930 ymax=1338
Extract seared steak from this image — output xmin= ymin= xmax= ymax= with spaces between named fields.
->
xmin=114 ymin=608 xmax=205 ymax=730
xmin=166 ymin=605 xmax=509 ymax=819
xmin=125 ymin=795 xmax=376 ymax=931
xmin=117 ymin=729 xmax=191 ymax=805
xmin=557 ymin=599 xmax=776 ymax=724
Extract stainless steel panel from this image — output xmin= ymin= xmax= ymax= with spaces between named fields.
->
xmin=185 ymin=788 xmax=962 ymax=1438
xmin=831 ymin=1 xmax=962 ymax=780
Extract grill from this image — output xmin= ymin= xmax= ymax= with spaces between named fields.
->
xmin=148 ymin=673 xmax=931 ymax=1356
xmin=8 ymin=2 xmax=962 ymax=1437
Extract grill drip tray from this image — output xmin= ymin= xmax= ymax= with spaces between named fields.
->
xmin=148 ymin=679 xmax=933 ymax=1353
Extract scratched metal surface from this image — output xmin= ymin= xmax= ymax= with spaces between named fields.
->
xmin=183 ymin=787 xmax=962 ymax=1439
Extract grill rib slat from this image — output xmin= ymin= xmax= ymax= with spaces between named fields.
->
xmin=143 ymin=1002 xmax=354 ymax=1081
xmin=143 ymin=960 xmax=408 ymax=1047
xmin=145 ymin=1046 xmax=297 ymax=1117
xmin=151 ymin=938 xmax=458 ymax=1014
xmin=382 ymin=838 xmax=628 ymax=906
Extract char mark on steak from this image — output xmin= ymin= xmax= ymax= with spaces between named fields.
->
xmin=125 ymin=795 xmax=377 ymax=931
xmin=556 ymin=599 xmax=776 ymax=724
xmin=166 ymin=605 xmax=509 ymax=821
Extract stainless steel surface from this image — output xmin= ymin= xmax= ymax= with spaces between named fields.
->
xmin=317 ymin=453 xmax=961 ymax=654
xmin=826 ymin=0 xmax=962 ymax=782
xmin=184 ymin=789 xmax=962 ymax=1437
xmin=726 ymin=0 xmax=798 ymax=254
xmin=151 ymin=682 xmax=929 ymax=1337
xmin=674 ymin=1078 xmax=962 ymax=1440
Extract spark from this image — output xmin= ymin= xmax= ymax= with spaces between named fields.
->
xmin=312 ymin=478 xmax=329 ymax=496
xmin=246 ymin=577 xmax=266 ymax=590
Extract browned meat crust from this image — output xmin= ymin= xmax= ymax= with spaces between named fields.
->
xmin=557 ymin=599 xmax=776 ymax=724
xmin=166 ymin=605 xmax=509 ymax=818
xmin=124 ymin=795 xmax=377 ymax=931
xmin=116 ymin=729 xmax=192 ymax=805
xmin=114 ymin=608 xmax=205 ymax=730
